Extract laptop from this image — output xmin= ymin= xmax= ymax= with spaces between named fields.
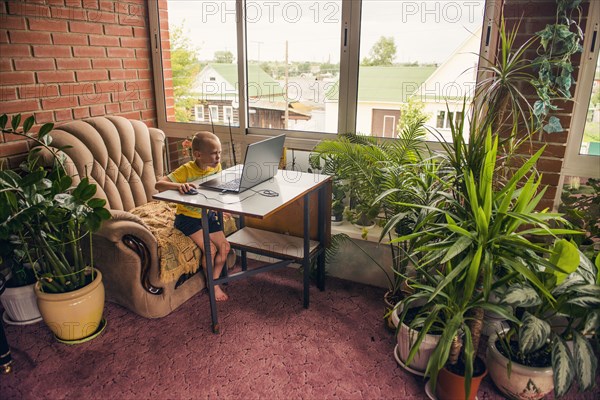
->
xmin=200 ymin=134 xmax=286 ymax=193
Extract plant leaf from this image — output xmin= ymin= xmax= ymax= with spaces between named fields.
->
xmin=502 ymin=283 xmax=542 ymax=307
xmin=549 ymin=239 xmax=579 ymax=283
xmin=582 ymin=310 xmax=600 ymax=336
xmin=552 ymin=334 xmax=574 ymax=397
xmin=544 ymin=116 xmax=563 ymax=133
xmin=573 ymin=330 xmax=597 ymax=392
xmin=440 ymin=235 xmax=472 ymax=264
xmin=520 ymin=312 xmax=551 ymax=354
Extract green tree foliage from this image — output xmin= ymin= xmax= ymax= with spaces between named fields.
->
xmin=362 ymin=36 xmax=397 ymax=66
xmin=214 ymin=50 xmax=234 ymax=63
xmin=398 ymin=96 xmax=431 ymax=132
xmin=171 ymin=23 xmax=202 ymax=122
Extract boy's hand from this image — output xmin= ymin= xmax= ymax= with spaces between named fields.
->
xmin=179 ymin=182 xmax=197 ymax=194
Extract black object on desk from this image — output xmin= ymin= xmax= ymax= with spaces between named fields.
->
xmin=0 ymin=273 xmax=13 ymax=374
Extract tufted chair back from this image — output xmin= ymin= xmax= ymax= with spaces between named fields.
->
xmin=45 ymin=116 xmax=165 ymax=212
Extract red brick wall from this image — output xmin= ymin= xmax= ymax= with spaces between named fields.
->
xmin=0 ymin=0 xmax=156 ymax=170
xmin=502 ymin=0 xmax=588 ymax=210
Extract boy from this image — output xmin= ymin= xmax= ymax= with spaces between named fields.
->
xmin=155 ymin=131 xmax=231 ymax=301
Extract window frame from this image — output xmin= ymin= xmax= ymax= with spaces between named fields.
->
xmin=148 ymin=0 xmax=501 ymax=151
xmin=560 ymin=0 xmax=600 ymax=179
xmin=555 ymin=0 xmax=600 ymax=206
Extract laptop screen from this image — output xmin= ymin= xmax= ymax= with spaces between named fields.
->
xmin=238 ymin=134 xmax=286 ymax=191
xmin=200 ymin=133 xmax=285 ymax=192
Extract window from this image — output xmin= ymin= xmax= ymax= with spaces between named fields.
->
xmin=556 ymin=1 xmax=600 ymax=208
xmin=436 ymin=110 xmax=445 ymax=129
xmin=209 ymin=105 xmax=219 ymax=123
xmin=561 ymin=0 xmax=600 ymax=181
xmin=150 ymin=1 xmax=499 ymax=146
xmin=194 ymin=105 xmax=205 ymax=122
xmin=223 ymin=106 xmax=234 ymax=125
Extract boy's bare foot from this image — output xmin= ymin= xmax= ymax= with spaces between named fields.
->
xmin=214 ymin=285 xmax=229 ymax=301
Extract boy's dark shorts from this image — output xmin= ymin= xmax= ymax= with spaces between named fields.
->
xmin=174 ymin=212 xmax=223 ymax=236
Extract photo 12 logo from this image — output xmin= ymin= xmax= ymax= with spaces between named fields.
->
xmin=401 ymin=1 xmax=486 ymax=23
xmin=199 ymin=1 xmax=341 ymax=24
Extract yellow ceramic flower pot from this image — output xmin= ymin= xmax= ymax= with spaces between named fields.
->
xmin=35 ymin=270 xmax=105 ymax=341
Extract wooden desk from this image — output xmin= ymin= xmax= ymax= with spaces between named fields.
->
xmin=153 ymin=168 xmax=331 ymax=333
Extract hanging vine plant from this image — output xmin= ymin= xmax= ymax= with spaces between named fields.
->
xmin=532 ymin=0 xmax=584 ymax=133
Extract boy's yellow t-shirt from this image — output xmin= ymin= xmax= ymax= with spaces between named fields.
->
xmin=167 ymin=160 xmax=222 ymax=218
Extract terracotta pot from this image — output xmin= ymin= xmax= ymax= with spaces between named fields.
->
xmin=436 ymin=357 xmax=487 ymax=400
xmin=0 ymin=282 xmax=41 ymax=324
xmin=487 ymin=332 xmax=553 ymax=400
xmin=35 ymin=270 xmax=105 ymax=341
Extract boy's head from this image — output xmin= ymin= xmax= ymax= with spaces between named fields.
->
xmin=191 ymin=131 xmax=222 ymax=169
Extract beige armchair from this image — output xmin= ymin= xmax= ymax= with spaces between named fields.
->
xmin=42 ymin=116 xmax=211 ymax=318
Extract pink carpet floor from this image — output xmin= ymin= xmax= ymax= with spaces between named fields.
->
xmin=1 ymin=266 xmax=598 ymax=399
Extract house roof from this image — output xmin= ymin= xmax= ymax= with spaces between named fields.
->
xmin=325 ymin=66 xmax=436 ymax=102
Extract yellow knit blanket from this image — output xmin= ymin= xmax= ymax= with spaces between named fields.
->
xmin=130 ymin=201 xmax=236 ymax=284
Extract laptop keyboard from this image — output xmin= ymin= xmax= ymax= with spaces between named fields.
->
xmin=217 ymin=178 xmax=241 ymax=190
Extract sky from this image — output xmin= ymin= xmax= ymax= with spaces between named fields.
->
xmin=166 ymin=0 xmax=486 ymax=64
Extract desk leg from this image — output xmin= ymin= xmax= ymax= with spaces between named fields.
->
xmin=303 ymin=194 xmax=310 ymax=308
xmin=317 ymin=185 xmax=326 ymax=291
xmin=239 ymin=215 xmax=248 ymax=271
xmin=201 ymin=209 xmax=219 ymax=334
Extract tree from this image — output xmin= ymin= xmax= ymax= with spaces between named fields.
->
xmin=397 ymin=96 xmax=431 ymax=132
xmin=171 ymin=23 xmax=202 ymax=122
xmin=214 ymin=50 xmax=234 ymax=63
xmin=362 ymin=36 xmax=397 ymax=66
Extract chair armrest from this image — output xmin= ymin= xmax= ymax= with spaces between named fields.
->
xmin=95 ymin=210 xmax=157 ymax=246
xmin=94 ymin=209 xmax=162 ymax=295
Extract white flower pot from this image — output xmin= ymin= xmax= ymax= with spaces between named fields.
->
xmin=394 ymin=304 xmax=440 ymax=375
xmin=0 ymin=282 xmax=42 ymax=325
xmin=487 ymin=332 xmax=554 ymax=400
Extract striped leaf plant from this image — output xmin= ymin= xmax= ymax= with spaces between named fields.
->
xmin=498 ymin=248 xmax=599 ymax=397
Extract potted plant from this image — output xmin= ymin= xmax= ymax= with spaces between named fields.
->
xmin=330 ymin=180 xmax=346 ymax=225
xmin=391 ymin=124 xmax=582 ymax=399
xmin=487 ymin=246 xmax=599 ymax=399
xmin=312 ymin=122 xmax=427 ymax=305
xmin=308 ymin=151 xmax=347 ymax=225
xmin=0 ymin=243 xmax=41 ymax=325
xmin=0 ymin=114 xmax=111 ymax=342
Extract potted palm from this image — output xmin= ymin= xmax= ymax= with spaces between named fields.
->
xmin=487 ymin=247 xmax=599 ymax=399
xmin=312 ymin=123 xmax=428 ymax=333
xmin=0 ymin=114 xmax=111 ymax=342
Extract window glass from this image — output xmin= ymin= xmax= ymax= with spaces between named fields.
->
xmin=194 ymin=105 xmax=205 ymax=122
xmin=154 ymin=0 xmax=492 ymax=140
xmin=245 ymin=0 xmax=342 ymax=133
xmin=209 ymin=105 xmax=219 ymax=123
xmin=580 ymin=55 xmax=600 ymax=156
xmin=160 ymin=0 xmax=239 ymax=125
xmin=356 ymin=0 xmax=485 ymax=140
xmin=436 ymin=111 xmax=445 ymax=129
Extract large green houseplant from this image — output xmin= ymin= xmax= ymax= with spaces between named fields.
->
xmin=392 ymin=127 xmax=580 ymax=399
xmin=0 ymin=114 xmax=110 ymax=341
xmin=488 ymin=247 xmax=599 ymax=398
